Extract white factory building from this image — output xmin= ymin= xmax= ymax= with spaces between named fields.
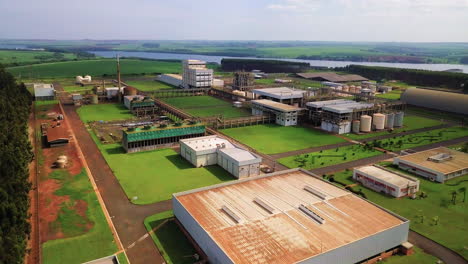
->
xmin=252 ymin=87 xmax=306 ymax=106
xmin=157 ymin=74 xmax=182 ymax=87
xmin=33 ymin=83 xmax=55 ymax=101
xmin=105 ymin=87 xmax=124 ymax=99
xmin=252 ymin=99 xmax=302 ymax=126
xmin=173 ymin=169 xmax=410 ymax=264
xmin=180 ymin=135 xmax=262 ymax=178
xmin=394 ymin=147 xmax=468 ymax=183
xmin=182 ymin=60 xmax=213 ymax=89
xmin=354 ymin=165 xmax=420 ymax=198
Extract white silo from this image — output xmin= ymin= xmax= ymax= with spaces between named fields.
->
xmin=394 ymin=112 xmax=404 ymax=127
xmin=352 ymin=120 xmax=361 ymax=133
xmin=75 ymin=76 xmax=84 ymax=83
xmin=360 ymin=115 xmax=372 ymax=132
xmin=355 ymin=86 xmax=361 ymax=93
xmin=83 ymin=75 xmax=92 ymax=82
xmin=349 ymin=86 xmax=355 ymax=93
xmin=373 ymin=113 xmax=386 ymax=130
xmin=385 ymin=113 xmax=395 ymax=129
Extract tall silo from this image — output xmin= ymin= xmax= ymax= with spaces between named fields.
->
xmin=352 ymin=120 xmax=361 ymax=133
xmin=360 ymin=115 xmax=372 ymax=132
xmin=394 ymin=112 xmax=405 ymax=127
xmin=373 ymin=113 xmax=385 ymax=130
xmin=385 ymin=113 xmax=395 ymax=129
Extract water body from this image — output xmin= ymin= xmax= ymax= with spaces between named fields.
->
xmin=90 ymin=50 xmax=468 ymax=73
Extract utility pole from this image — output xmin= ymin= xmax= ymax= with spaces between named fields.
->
xmin=117 ymin=54 xmax=122 ymax=103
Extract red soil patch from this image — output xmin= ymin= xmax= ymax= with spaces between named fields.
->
xmin=74 ymin=199 xmax=94 ymax=230
xmin=38 ymin=179 xmax=69 ymax=242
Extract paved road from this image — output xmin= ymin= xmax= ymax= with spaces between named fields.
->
xmin=409 ymin=231 xmax=468 ymax=264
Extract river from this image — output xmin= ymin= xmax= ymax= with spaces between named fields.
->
xmin=90 ymin=51 xmax=468 ymax=73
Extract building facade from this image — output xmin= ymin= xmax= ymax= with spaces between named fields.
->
xmin=252 ymin=87 xmax=306 ymax=106
xmin=182 ymin=60 xmax=213 ymax=89
xmin=34 ymin=83 xmax=55 ymax=101
xmin=157 ymin=74 xmax=183 ymax=87
xmin=252 ymin=99 xmax=302 ymax=126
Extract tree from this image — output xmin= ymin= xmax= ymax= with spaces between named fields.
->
xmin=451 ymin=191 xmax=458 ymax=205
xmin=432 ymin=216 xmax=439 ymax=226
xmin=458 ymin=187 xmax=466 ymax=203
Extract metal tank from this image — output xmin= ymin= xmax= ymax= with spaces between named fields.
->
xmin=91 ymin=94 xmax=99 ymax=104
xmin=360 ymin=115 xmax=372 ymax=132
xmin=394 ymin=112 xmax=404 ymax=127
xmin=352 ymin=120 xmax=361 ymax=133
xmin=385 ymin=113 xmax=395 ymax=129
xmin=373 ymin=113 xmax=386 ymax=130
xmin=84 ymin=75 xmax=92 ymax=82
xmin=75 ymin=76 xmax=84 ymax=83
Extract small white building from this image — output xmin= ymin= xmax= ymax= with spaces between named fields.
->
xmin=123 ymin=95 xmax=144 ymax=109
xmin=212 ymin=78 xmax=224 ymax=88
xmin=253 ymin=87 xmax=306 ymax=106
xmin=157 ymin=74 xmax=182 ymax=87
xmin=252 ymin=99 xmax=302 ymax=126
xmin=105 ymin=87 xmax=124 ymax=99
xmin=354 ymin=165 xmax=420 ymax=198
xmin=180 ymin=135 xmax=261 ymax=178
xmin=182 ymin=60 xmax=213 ymax=89
xmin=34 ymin=83 xmax=55 ymax=101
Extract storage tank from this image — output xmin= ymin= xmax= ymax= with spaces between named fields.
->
xmin=352 ymin=120 xmax=361 ymax=133
xmin=385 ymin=113 xmax=395 ymax=129
xmin=394 ymin=112 xmax=404 ymax=127
xmin=124 ymin=86 xmax=137 ymax=96
xmin=360 ymin=115 xmax=372 ymax=132
xmin=373 ymin=113 xmax=385 ymax=130
xmin=58 ymin=155 xmax=68 ymax=162
xmin=56 ymin=159 xmax=66 ymax=168
xmin=75 ymin=76 xmax=84 ymax=83
xmin=84 ymin=75 xmax=92 ymax=82
xmin=370 ymin=85 xmax=377 ymax=92
xmin=349 ymin=86 xmax=355 ymax=93
xmin=91 ymin=94 xmax=98 ymax=104
xmin=355 ymin=86 xmax=361 ymax=93
xmin=336 ymin=86 xmax=342 ymax=91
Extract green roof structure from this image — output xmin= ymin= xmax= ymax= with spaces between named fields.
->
xmin=123 ymin=124 xmax=206 ymax=143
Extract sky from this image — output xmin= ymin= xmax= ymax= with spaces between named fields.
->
xmin=0 ymin=0 xmax=467 ymax=42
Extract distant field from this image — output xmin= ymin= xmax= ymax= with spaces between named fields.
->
xmin=125 ymin=80 xmax=174 ymax=91
xmin=221 ymin=124 xmax=346 ymax=154
xmin=343 ymin=115 xmax=444 ymax=140
xmin=7 ymin=59 xmax=181 ymax=78
xmin=375 ymin=90 xmax=403 ymax=100
xmin=93 ymin=143 xmax=233 ymax=204
xmin=0 ymin=50 xmax=76 ymax=65
xmin=77 ymin=104 xmax=134 ymax=122
xmin=42 ymin=170 xmax=118 ymax=264
xmin=278 ymin=144 xmax=382 ymax=170
xmin=162 ymin=96 xmax=251 ymax=118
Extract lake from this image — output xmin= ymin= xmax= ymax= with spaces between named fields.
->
xmin=90 ymin=51 xmax=468 ymax=73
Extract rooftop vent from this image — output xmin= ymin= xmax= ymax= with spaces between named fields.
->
xmin=304 ymin=186 xmax=327 ymax=200
xmin=253 ymin=198 xmax=275 ymax=214
xmin=427 ymin=153 xmax=452 ymax=163
xmin=299 ymin=204 xmax=325 ymax=224
xmin=221 ymin=206 xmax=241 ymax=223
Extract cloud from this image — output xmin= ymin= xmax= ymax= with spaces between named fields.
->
xmin=267 ymin=0 xmax=320 ymax=12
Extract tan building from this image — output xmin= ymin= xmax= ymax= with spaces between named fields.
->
xmin=394 ymin=147 xmax=468 ymax=183
xmin=251 ymin=99 xmax=302 ymax=126
xmin=182 ymin=60 xmax=213 ymax=88
xmin=173 ymin=169 xmax=410 ymax=264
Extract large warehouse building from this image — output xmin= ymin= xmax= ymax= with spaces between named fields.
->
xmin=251 ymin=99 xmax=303 ymax=126
xmin=34 ymin=83 xmax=55 ymax=101
xmin=400 ymin=88 xmax=468 ymax=115
xmin=182 ymin=60 xmax=213 ymax=89
xmin=173 ymin=169 xmax=410 ymax=264
xmin=180 ymin=135 xmax=261 ymax=178
xmin=394 ymin=147 xmax=468 ymax=183
xmin=252 ymin=87 xmax=306 ymax=106
xmin=354 ymin=165 xmax=419 ymax=198
xmin=296 ymin=72 xmax=368 ymax=83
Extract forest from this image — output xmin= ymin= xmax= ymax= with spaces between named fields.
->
xmin=0 ymin=64 xmax=33 ymax=263
xmin=221 ymin=58 xmax=309 ymax=73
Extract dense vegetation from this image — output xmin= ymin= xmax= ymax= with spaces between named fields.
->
xmin=0 ymin=65 xmax=33 ymax=263
xmin=338 ymin=65 xmax=468 ymax=91
xmin=221 ymin=58 xmax=309 ymax=73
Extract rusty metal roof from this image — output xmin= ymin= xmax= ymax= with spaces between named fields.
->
xmin=297 ymin=72 xmax=368 ymax=82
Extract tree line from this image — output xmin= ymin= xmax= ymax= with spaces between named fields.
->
xmin=0 ymin=64 xmax=33 ymax=263
xmin=336 ymin=65 xmax=468 ymax=92
xmin=221 ymin=58 xmax=310 ymax=73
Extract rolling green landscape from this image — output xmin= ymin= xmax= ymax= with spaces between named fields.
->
xmin=221 ymin=124 xmax=346 ymax=154
xmin=0 ymin=50 xmax=77 ymax=66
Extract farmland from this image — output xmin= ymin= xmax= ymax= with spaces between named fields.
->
xmin=77 ymin=104 xmax=134 ymax=123
xmin=337 ymin=168 xmax=468 ymax=259
xmin=278 ymin=144 xmax=382 ymax=170
xmin=124 ymin=80 xmax=175 ymax=91
xmin=221 ymin=124 xmax=346 ymax=154
xmin=162 ymin=96 xmax=251 ymax=118
xmin=0 ymin=49 xmax=77 ymax=66
xmin=7 ymin=58 xmax=181 ymax=79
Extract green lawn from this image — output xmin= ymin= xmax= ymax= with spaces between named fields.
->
xmin=344 ymin=115 xmax=445 ymax=140
xmin=144 ymin=211 xmax=198 ymax=264
xmin=376 ymin=90 xmax=403 ymax=100
xmin=92 ymin=138 xmax=233 ymax=204
xmin=382 ymin=247 xmax=439 ymax=264
xmin=42 ymin=170 xmax=118 ymax=264
xmin=221 ymin=124 xmax=346 ymax=154
xmin=375 ymin=126 xmax=468 ymax=151
xmin=77 ymin=104 xmax=134 ymax=123
xmin=278 ymin=144 xmax=382 ymax=170
xmin=7 ymin=59 xmax=181 ymax=78
xmin=125 ymin=80 xmax=175 ymax=91
xmin=338 ymin=169 xmax=468 ymax=259
xmin=162 ymin=96 xmax=251 ymax=118
xmin=406 ymin=106 xmax=467 ymax=123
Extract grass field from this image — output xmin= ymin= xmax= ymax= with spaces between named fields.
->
xmin=406 ymin=106 xmax=467 ymax=123
xmin=375 ymin=126 xmax=468 ymax=151
xmin=144 ymin=211 xmax=198 ymax=264
xmin=343 ymin=115 xmax=445 ymax=140
xmin=382 ymin=247 xmax=439 ymax=264
xmin=376 ymin=90 xmax=403 ymax=100
xmin=337 ymin=168 xmax=468 ymax=259
xmin=162 ymin=96 xmax=251 ymax=118
xmin=92 ymin=137 xmax=233 ymax=204
xmin=124 ymin=80 xmax=175 ymax=91
xmin=42 ymin=170 xmax=118 ymax=264
xmin=221 ymin=124 xmax=346 ymax=154
xmin=0 ymin=50 xmax=76 ymax=65
xmin=77 ymin=104 xmax=134 ymax=123
xmin=7 ymin=59 xmax=181 ymax=78
xmin=278 ymin=144 xmax=382 ymax=170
